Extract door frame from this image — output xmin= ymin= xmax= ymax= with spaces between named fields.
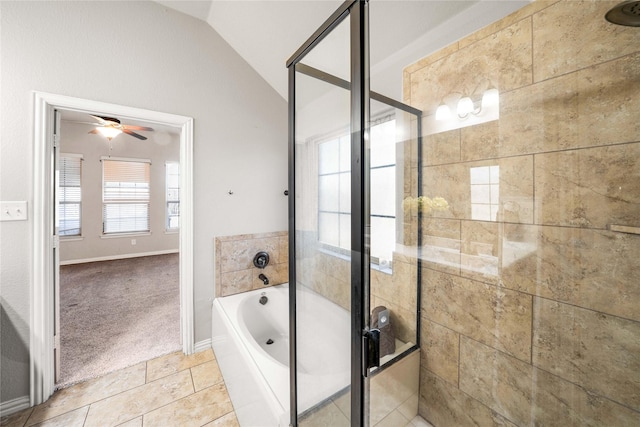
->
xmin=286 ymin=1 xmax=370 ymax=425
xmin=31 ymin=91 xmax=194 ymax=405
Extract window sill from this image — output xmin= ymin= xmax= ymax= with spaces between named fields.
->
xmin=60 ymin=236 xmax=84 ymax=242
xmin=318 ymin=245 xmax=393 ymax=274
xmin=371 ymin=262 xmax=393 ymax=275
xmin=165 ymin=230 xmax=179 ymax=235
xmin=100 ymin=232 xmax=151 ymax=239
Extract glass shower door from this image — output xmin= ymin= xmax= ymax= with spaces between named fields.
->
xmin=288 ymin=2 xmax=421 ymax=425
xmin=289 ymin=9 xmax=355 ymax=423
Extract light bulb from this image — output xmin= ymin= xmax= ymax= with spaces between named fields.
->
xmin=435 ymin=104 xmax=451 ymax=121
xmin=457 ymin=97 xmax=474 ymax=116
xmin=97 ymin=127 xmax=122 ymax=140
xmin=482 ymin=88 xmax=499 ymax=109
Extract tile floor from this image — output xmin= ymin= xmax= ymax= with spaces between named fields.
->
xmin=1 ymin=349 xmax=238 ymax=427
xmin=1 ymin=349 xmax=433 ymax=427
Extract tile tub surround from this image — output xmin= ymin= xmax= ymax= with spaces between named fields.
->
xmin=214 ymin=231 xmax=288 ymax=297
xmin=295 ymin=245 xmax=420 ymax=347
xmin=0 ymin=349 xmax=239 ymax=427
xmin=405 ymin=0 xmax=640 ymax=425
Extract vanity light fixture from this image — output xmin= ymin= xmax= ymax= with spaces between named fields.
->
xmin=435 ymin=87 xmax=500 ymax=121
xmin=435 ymin=104 xmax=452 ymax=121
xmin=426 ymin=86 xmax=500 ymax=136
xmin=481 ymin=88 xmax=499 ymax=110
xmin=456 ymin=96 xmax=476 ymax=118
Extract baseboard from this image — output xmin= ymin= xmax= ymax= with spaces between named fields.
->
xmin=194 ymin=338 xmax=212 ymax=353
xmin=0 ymin=395 xmax=30 ymax=417
xmin=60 ymin=249 xmax=179 ymax=265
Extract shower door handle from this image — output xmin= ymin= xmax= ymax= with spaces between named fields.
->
xmin=362 ymin=328 xmax=381 ymax=377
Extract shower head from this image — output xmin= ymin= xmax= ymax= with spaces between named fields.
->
xmin=605 ymin=1 xmax=640 ymax=26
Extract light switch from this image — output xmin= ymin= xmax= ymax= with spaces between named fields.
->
xmin=1 ymin=201 xmax=28 ymax=221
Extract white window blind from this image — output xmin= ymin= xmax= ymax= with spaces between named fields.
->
xmin=166 ymin=162 xmax=180 ymax=231
xmin=59 ymin=154 xmax=82 ymax=236
xmin=102 ymin=158 xmax=150 ymax=234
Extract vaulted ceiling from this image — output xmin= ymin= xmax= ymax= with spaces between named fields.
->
xmin=154 ymin=1 xmax=529 ymax=100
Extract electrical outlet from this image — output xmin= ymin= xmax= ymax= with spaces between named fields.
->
xmin=0 ymin=201 xmax=28 ymax=221
xmin=131 ymin=239 xmax=136 ymax=245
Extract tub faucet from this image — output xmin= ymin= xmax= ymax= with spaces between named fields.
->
xmin=258 ymin=274 xmax=269 ymax=285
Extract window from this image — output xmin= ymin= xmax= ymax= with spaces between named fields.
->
xmin=470 ymin=165 xmax=500 ymax=221
xmin=166 ymin=161 xmax=180 ymax=231
xmin=102 ymin=158 xmax=151 ymax=234
xmin=317 ymin=117 xmax=397 ymax=263
xmin=318 ymin=134 xmax=352 ymax=250
xmin=369 ymin=119 xmax=396 ymax=263
xmin=58 ymin=154 xmax=82 ymax=236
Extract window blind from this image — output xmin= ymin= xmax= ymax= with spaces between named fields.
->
xmin=102 ymin=159 xmax=150 ymax=234
xmin=166 ymin=162 xmax=180 ymax=230
xmin=59 ymin=154 xmax=82 ymax=236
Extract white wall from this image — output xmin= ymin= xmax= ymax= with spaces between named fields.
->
xmin=59 ymin=121 xmax=180 ymax=262
xmin=0 ymin=0 xmax=287 ymax=404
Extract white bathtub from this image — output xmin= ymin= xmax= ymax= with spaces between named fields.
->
xmin=212 ymin=283 xmax=350 ymax=426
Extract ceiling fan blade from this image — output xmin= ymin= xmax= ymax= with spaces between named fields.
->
xmin=123 ymin=129 xmax=148 ymax=140
xmin=90 ymin=115 xmax=120 ymax=125
xmin=88 ymin=129 xmax=100 ymax=134
xmin=123 ymin=125 xmax=154 ymax=132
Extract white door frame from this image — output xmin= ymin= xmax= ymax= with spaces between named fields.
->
xmin=31 ymin=91 xmax=194 ymax=405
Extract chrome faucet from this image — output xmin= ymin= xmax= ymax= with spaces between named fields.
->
xmin=258 ymin=274 xmax=269 ymax=285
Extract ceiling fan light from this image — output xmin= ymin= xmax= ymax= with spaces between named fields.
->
xmin=97 ymin=127 xmax=122 ymax=140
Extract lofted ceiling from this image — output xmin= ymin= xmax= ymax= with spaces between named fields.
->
xmin=155 ymin=1 xmax=530 ymax=101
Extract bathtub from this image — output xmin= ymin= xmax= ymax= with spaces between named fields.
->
xmin=212 ymin=283 xmax=350 ymax=426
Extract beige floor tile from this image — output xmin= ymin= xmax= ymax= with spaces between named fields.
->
xmin=375 ymin=409 xmax=411 ymax=427
xmin=146 ymin=349 xmax=214 ymax=382
xmin=28 ymin=363 xmax=146 ymax=425
xmin=410 ymin=416 xmax=434 ymax=427
xmin=332 ymin=391 xmax=351 ymax=420
xmin=398 ymin=393 xmax=419 ymax=421
xmin=300 ymin=402 xmax=350 ymax=427
xmin=142 ymin=383 xmax=233 ymax=426
xmin=202 ymin=412 xmax=240 ymax=427
xmin=29 ymin=407 xmax=88 ymax=427
xmin=191 ymin=360 xmax=223 ymax=392
xmin=84 ymin=370 xmax=194 ymax=427
xmin=117 ymin=417 xmax=142 ymax=427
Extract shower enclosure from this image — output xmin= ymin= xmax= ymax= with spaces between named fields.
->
xmin=288 ymin=1 xmax=423 ymax=425
xmin=288 ymin=0 xmax=640 ymax=426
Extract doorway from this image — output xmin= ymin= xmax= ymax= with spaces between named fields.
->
xmin=31 ymin=92 xmax=194 ymax=405
xmin=54 ymin=108 xmax=182 ymax=387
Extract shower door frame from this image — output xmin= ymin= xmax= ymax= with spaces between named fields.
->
xmin=287 ymin=1 xmax=423 ymax=425
xmin=287 ymin=2 xmax=367 ymax=425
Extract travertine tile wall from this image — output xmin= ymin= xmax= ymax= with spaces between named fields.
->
xmin=214 ymin=231 xmax=288 ymax=297
xmin=296 ymin=244 xmax=418 ymax=345
xmin=404 ymin=1 xmax=640 ymax=425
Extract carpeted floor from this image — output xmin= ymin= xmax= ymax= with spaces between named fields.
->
xmin=58 ymin=253 xmax=181 ymax=389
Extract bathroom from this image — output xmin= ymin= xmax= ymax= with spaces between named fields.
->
xmin=212 ymin=0 xmax=639 ymax=426
xmin=0 ymin=0 xmax=638 ymax=426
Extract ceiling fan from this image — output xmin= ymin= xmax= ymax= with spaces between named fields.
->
xmin=88 ymin=115 xmax=154 ymax=141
